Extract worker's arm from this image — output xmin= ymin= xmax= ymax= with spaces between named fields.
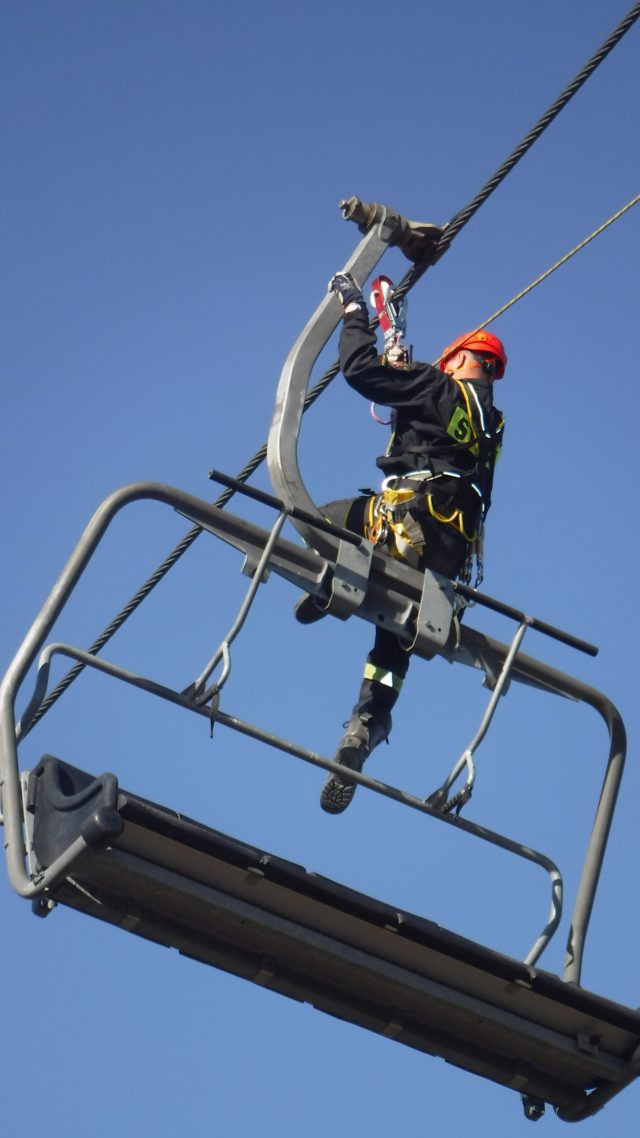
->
xmin=339 ymin=307 xmax=445 ymax=406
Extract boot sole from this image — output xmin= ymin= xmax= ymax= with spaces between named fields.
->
xmin=320 ymin=774 xmax=358 ymax=814
xmin=319 ymin=741 xmax=365 ymax=815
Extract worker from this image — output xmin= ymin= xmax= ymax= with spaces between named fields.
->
xmin=300 ymin=271 xmax=507 ymax=814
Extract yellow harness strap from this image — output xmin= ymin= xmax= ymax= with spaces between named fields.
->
xmin=364 ymin=381 xmax=490 ymax=564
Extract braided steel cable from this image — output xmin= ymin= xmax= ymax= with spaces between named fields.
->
xmin=27 ymin=4 xmax=640 ymax=730
xmin=393 ymin=0 xmax=640 ymax=301
xmin=27 ymin=369 xmax=341 ymax=730
xmin=461 ymin=192 xmax=640 ymax=336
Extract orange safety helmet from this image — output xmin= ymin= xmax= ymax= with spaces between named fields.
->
xmin=439 ymin=329 xmax=507 ymax=379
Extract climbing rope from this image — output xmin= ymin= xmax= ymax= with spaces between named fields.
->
xmin=25 ymin=5 xmax=640 ymax=733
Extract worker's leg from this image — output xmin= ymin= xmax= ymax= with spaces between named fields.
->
xmin=320 ymin=511 xmax=469 ymax=814
xmin=320 ymin=627 xmax=408 ymax=814
xmin=314 ymin=496 xmax=408 ymax=813
xmin=294 ymin=497 xmax=370 ymax=624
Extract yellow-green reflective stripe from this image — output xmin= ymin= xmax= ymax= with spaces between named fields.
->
xmin=363 ymin=663 xmax=404 ymax=692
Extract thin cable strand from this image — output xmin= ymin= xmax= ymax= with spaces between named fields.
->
xmin=435 ymin=192 xmax=640 ymax=361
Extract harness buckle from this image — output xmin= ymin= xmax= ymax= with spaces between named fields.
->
xmin=367 ymin=488 xmax=426 ymax=567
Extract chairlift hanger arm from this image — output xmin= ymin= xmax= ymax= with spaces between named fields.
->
xmin=266 ymin=199 xmax=443 ymax=562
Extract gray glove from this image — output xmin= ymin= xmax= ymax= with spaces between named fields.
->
xmin=328 ymin=271 xmax=365 ymax=309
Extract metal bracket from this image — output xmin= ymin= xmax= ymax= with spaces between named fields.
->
xmin=21 ymin=772 xmax=39 ymax=881
xmin=340 ymin=197 xmax=445 ymax=265
xmin=406 ymin=569 xmax=455 ymax=657
xmin=577 ymin=1030 xmax=601 ymax=1056
xmin=319 ymin=538 xmax=373 ymax=621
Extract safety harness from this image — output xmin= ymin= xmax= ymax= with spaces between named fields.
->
xmin=365 ymin=378 xmax=504 ymax=585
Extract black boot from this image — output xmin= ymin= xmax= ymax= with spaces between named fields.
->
xmin=320 ymin=708 xmax=392 ymax=815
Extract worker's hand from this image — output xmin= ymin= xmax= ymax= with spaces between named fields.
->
xmin=385 ymin=343 xmax=411 ymax=369
xmin=328 ymin=272 xmax=365 ymax=309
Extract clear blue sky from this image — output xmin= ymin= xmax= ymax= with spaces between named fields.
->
xmin=2 ymin=2 xmax=639 ymax=1134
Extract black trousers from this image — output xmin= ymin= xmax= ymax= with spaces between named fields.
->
xmin=323 ymin=495 xmax=468 ymax=705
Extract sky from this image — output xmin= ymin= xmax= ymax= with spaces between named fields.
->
xmin=2 ymin=1 xmax=640 ymax=1134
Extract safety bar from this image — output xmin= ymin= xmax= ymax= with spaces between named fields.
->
xmin=453 ymin=581 xmax=598 ymax=658
xmin=7 ymin=635 xmax=562 ymax=967
xmin=208 ymin=467 xmax=363 ymax=547
xmin=208 ymin=468 xmax=598 ymax=659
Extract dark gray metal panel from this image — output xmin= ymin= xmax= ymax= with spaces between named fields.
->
xmin=47 ymin=844 xmax=628 ymax=1112
xmin=112 ymin=814 xmax=635 ymax=1055
xmin=29 ymin=764 xmax=640 ymax=1120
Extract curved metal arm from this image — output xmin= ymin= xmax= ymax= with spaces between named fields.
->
xmin=266 ymin=201 xmax=441 ymax=561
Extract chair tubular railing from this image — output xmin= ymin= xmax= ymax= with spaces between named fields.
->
xmin=0 ymin=480 xmax=626 ymax=984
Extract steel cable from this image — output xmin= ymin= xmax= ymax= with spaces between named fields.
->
xmin=27 ymin=3 xmax=640 ymax=731
xmin=432 ymin=191 xmax=640 ymax=362
xmin=393 ymin=0 xmax=640 ymax=301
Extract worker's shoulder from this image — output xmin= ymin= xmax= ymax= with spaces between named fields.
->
xmin=413 ymin=362 xmax=468 ymax=409
xmin=410 ymin=358 xmax=448 ymax=384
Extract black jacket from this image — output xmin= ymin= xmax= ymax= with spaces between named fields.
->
xmin=339 ymin=308 xmax=504 ymax=523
